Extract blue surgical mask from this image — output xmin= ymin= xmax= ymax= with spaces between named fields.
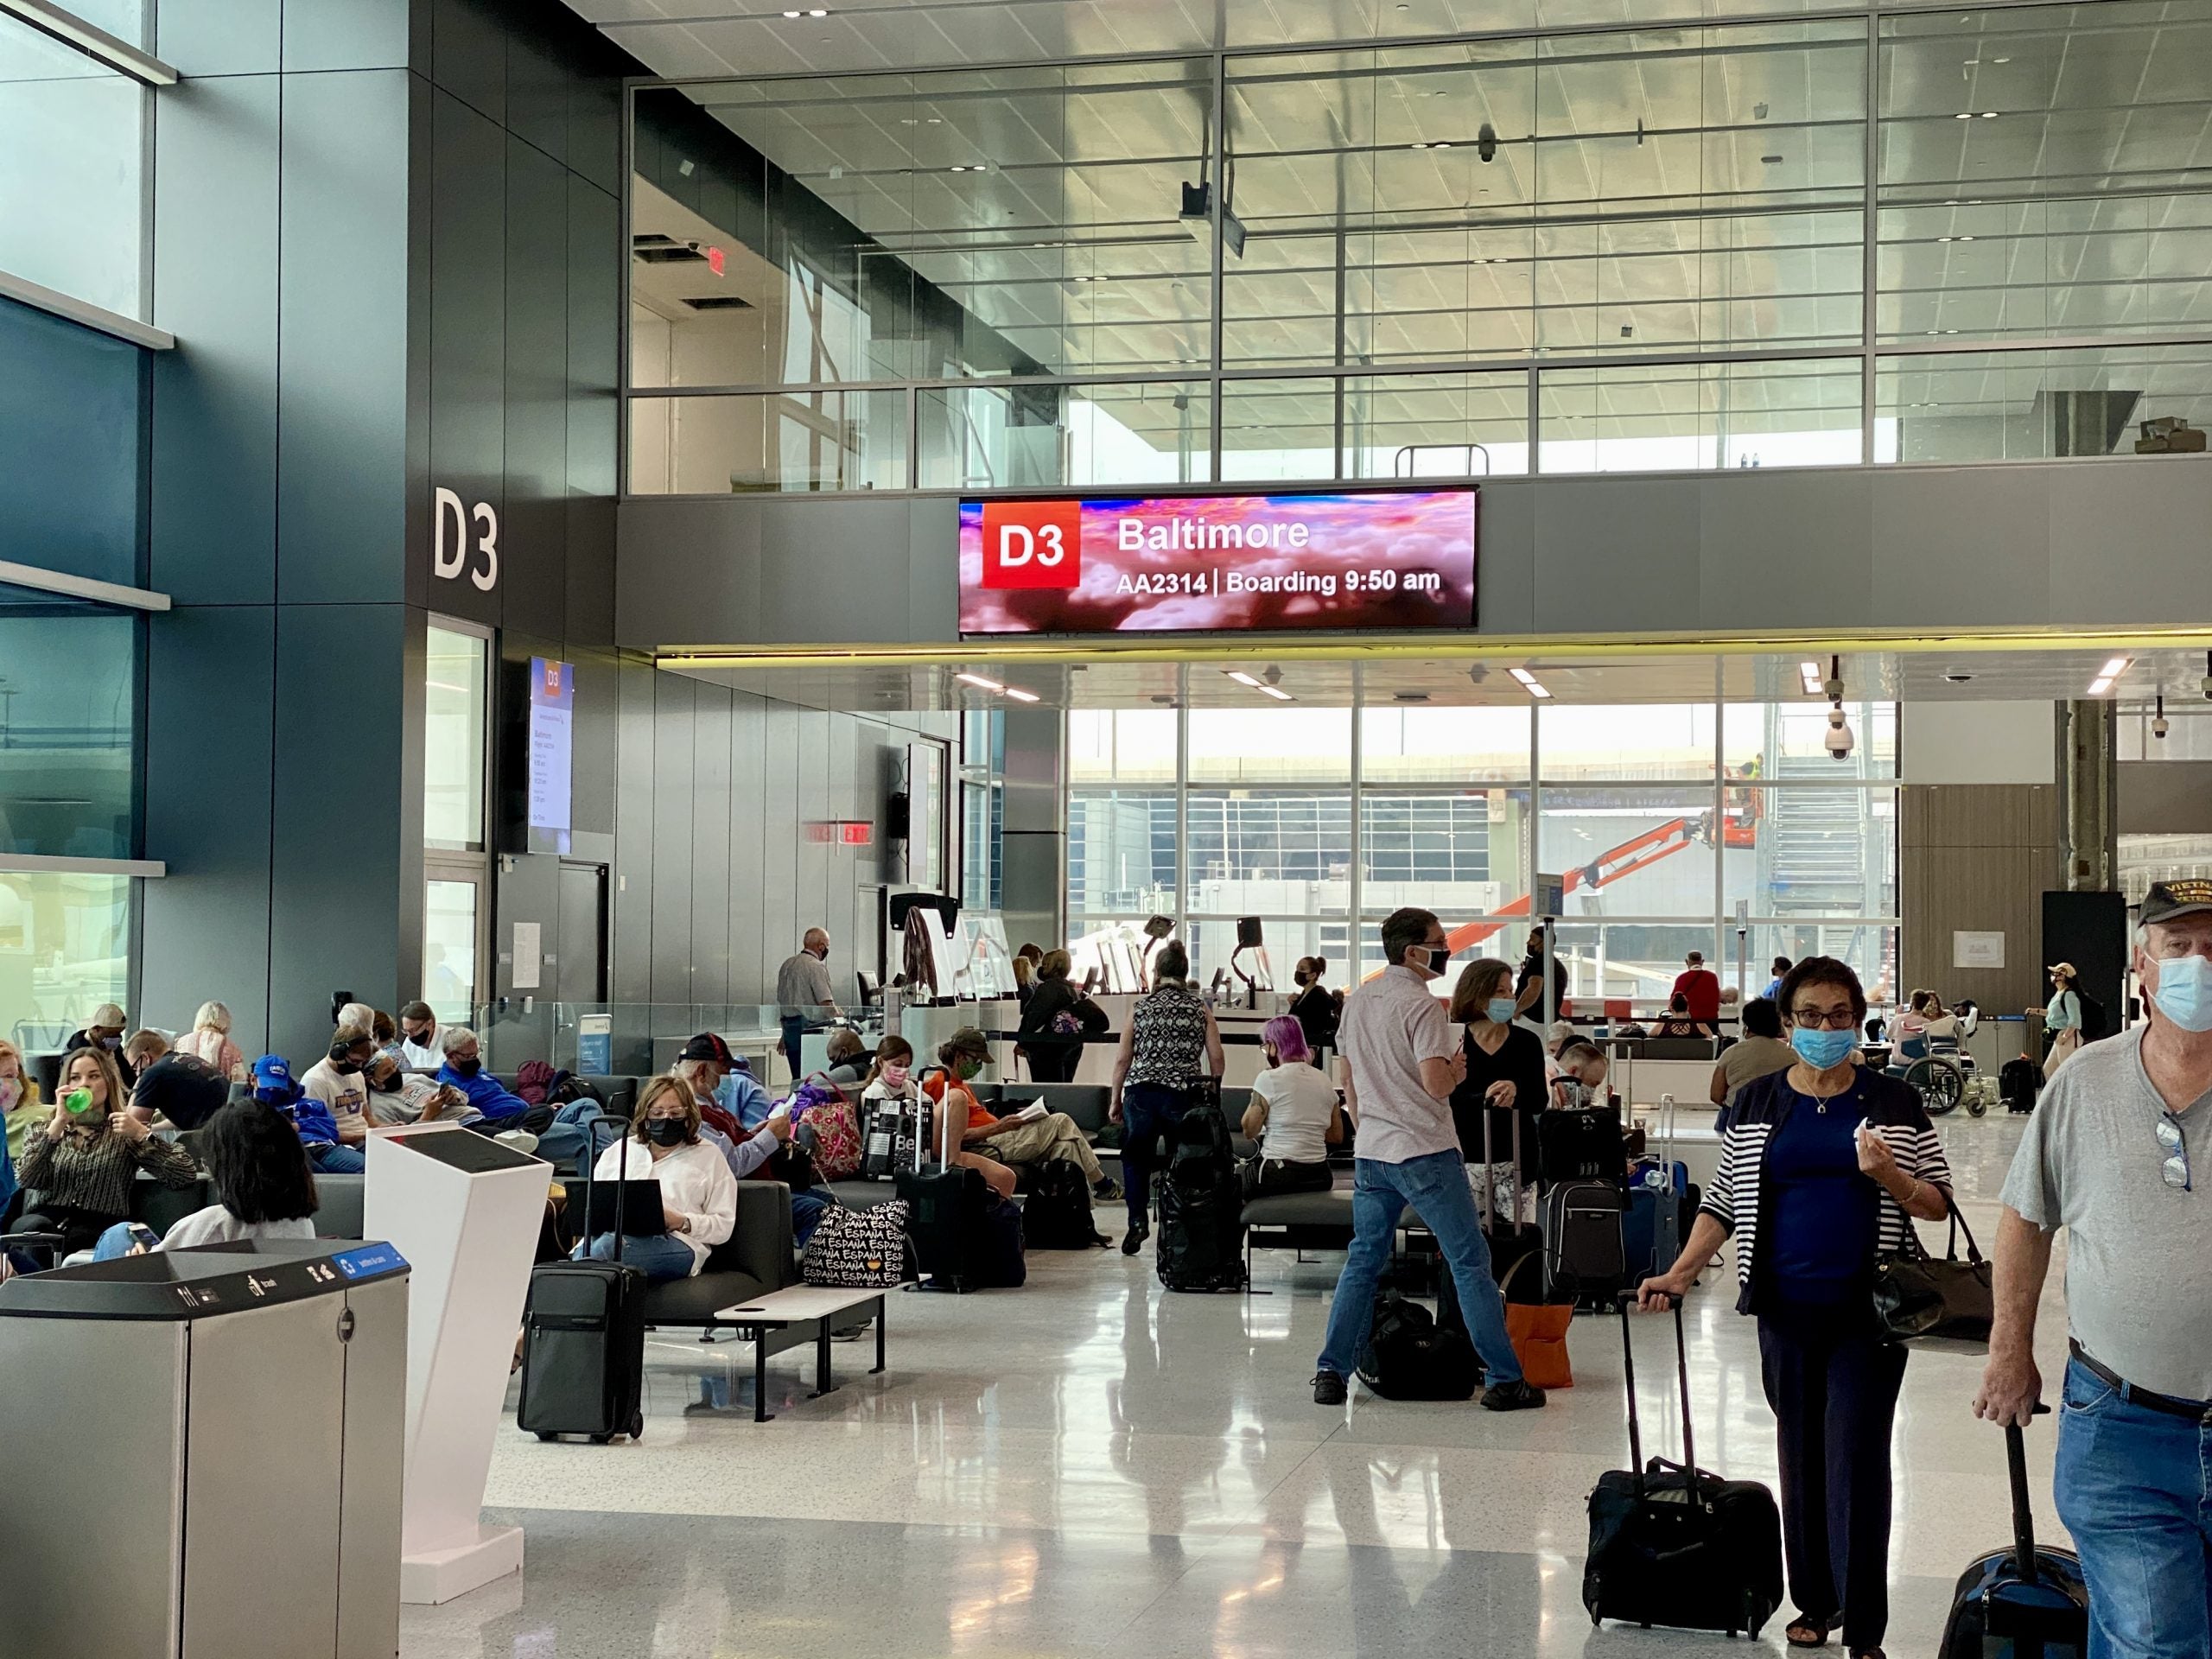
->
xmin=1789 ymin=1026 xmax=1856 ymax=1069
xmin=1485 ymin=996 xmax=1518 ymax=1025
xmin=2153 ymin=952 xmax=2212 ymax=1033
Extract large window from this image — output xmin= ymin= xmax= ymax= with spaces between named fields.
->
xmin=0 ymin=868 xmax=130 ymax=1039
xmin=1069 ymin=695 xmax=1898 ymax=1000
xmin=626 ymin=3 xmax=2212 ymax=491
xmin=422 ymin=621 xmax=490 ymax=1019
xmin=0 ymin=609 xmax=136 ymax=860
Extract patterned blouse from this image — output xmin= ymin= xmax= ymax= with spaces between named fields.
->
xmin=1124 ymin=982 xmax=1211 ymax=1091
xmin=16 ymin=1122 xmax=198 ymax=1219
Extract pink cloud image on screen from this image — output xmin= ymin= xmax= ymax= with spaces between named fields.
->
xmin=958 ymin=487 xmax=1478 ymax=635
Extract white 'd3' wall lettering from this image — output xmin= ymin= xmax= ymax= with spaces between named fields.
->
xmin=432 ymin=486 xmax=500 ymax=593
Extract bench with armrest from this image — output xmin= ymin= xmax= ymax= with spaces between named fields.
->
xmin=632 ymin=1179 xmax=797 ymax=1332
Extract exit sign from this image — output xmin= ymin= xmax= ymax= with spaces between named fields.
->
xmin=804 ymin=820 xmax=874 ymax=847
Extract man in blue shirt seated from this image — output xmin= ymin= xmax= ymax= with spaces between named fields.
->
xmin=433 ymin=1027 xmax=529 ymax=1127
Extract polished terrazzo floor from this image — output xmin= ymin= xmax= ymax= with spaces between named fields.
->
xmin=402 ymin=1113 xmax=2070 ymax=1657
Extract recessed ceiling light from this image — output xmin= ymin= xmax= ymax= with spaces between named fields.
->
xmin=1431 ymin=140 xmax=1452 ymax=149
xmin=1410 ymin=141 xmax=1430 ymax=149
xmin=1993 ymin=56 xmax=2012 ymax=64
xmin=955 ymin=671 xmax=1003 ymax=692
xmin=782 ymin=8 xmax=800 ymax=15
xmin=808 ymin=7 xmax=830 ymax=15
xmin=1508 ymin=666 xmax=1552 ymax=699
xmin=1980 ymin=111 xmax=1999 ymax=118
xmin=1954 ymin=111 xmax=1974 ymax=120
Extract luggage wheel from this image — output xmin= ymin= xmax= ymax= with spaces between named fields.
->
xmin=535 ymin=1432 xmax=556 ymax=1442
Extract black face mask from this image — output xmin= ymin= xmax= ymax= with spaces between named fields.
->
xmin=404 ymin=1027 xmax=432 ymax=1046
xmin=371 ymin=1068 xmax=404 ymax=1094
xmin=644 ymin=1117 xmax=689 ymax=1147
xmin=448 ymin=1057 xmax=481 ymax=1078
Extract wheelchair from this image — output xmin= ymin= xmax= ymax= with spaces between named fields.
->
xmin=1891 ymin=1001 xmax=1986 ymax=1117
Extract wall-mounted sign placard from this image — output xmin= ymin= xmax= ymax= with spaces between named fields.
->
xmin=957 ymin=486 xmax=1477 ymax=635
xmin=432 ymin=486 xmax=499 ymax=592
xmin=804 ymin=820 xmax=874 ymax=847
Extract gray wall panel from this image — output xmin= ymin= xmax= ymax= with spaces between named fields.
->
xmin=2120 ymin=760 xmax=2212 ymax=835
xmin=1532 ymin=477 xmax=1704 ymax=635
xmin=156 ymin=0 xmax=279 ymax=75
xmin=139 ymin=607 xmax=276 ymax=1049
xmin=1700 ymin=469 xmax=1875 ymax=633
xmin=906 ymin=499 xmax=963 ymax=639
xmin=648 ymin=674 xmax=695 ymax=1005
xmin=276 ymin=68 xmax=411 ymax=605
xmin=502 ymin=133 xmax=569 ymax=642
xmin=268 ymin=605 xmax=410 ymax=1057
xmin=149 ymin=73 xmax=281 ymax=604
xmin=690 ymin=687 xmax=734 ymax=1007
xmin=617 ymin=496 xmax=761 ymax=647
xmin=1871 ymin=467 xmax=2053 ymax=626
xmin=610 ymin=655 xmax=658 ymax=1003
xmin=423 ymin=87 xmax=507 ymax=630
xmin=281 ymin=0 xmax=416 ymax=72
xmin=760 ymin=703 xmax=800 ymax=974
xmin=430 ymin=0 xmax=508 ymax=128
xmin=795 ymin=710 xmax=831 ymax=947
xmin=729 ymin=697 xmax=766 ymax=1008
xmin=1472 ymin=482 xmax=1535 ymax=635
xmin=2048 ymin=461 xmax=2212 ymax=624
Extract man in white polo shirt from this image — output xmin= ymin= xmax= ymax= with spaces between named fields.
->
xmin=1314 ymin=906 xmax=1544 ymax=1412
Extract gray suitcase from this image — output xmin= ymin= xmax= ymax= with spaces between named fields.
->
xmin=1542 ymin=1178 xmax=1624 ymax=1305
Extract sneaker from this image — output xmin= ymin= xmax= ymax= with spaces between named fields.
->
xmin=493 ymin=1128 xmax=539 ymax=1155
xmin=1480 ymin=1378 xmax=1548 ymax=1412
xmin=1092 ymin=1178 xmax=1123 ymax=1203
xmin=1119 ymin=1218 xmax=1149 ymax=1256
xmin=1313 ymin=1370 xmax=1349 ymax=1407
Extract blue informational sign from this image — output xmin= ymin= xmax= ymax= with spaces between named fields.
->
xmin=528 ymin=657 xmax=574 ymax=855
xmin=576 ymin=1014 xmax=612 ymax=1076
xmin=332 ymin=1243 xmax=407 ymax=1280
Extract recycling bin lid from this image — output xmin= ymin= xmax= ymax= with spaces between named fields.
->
xmin=0 ymin=1237 xmax=408 ymax=1321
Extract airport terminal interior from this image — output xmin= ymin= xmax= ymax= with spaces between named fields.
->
xmin=3 ymin=0 xmax=2212 ymax=1654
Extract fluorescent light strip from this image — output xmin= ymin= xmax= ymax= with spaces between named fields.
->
xmin=1225 ymin=671 xmax=1262 ymax=688
xmin=1508 ymin=667 xmax=1553 ymax=699
xmin=2098 ymin=656 xmax=2132 ymax=678
xmin=954 ymin=671 xmax=1003 ymax=692
xmin=1002 ymin=685 xmax=1040 ymax=702
xmin=2088 ymin=677 xmax=2114 ymax=696
xmin=1257 ymin=683 xmax=1294 ymax=701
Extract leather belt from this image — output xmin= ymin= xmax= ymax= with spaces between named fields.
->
xmin=2070 ymin=1341 xmax=2212 ymax=1425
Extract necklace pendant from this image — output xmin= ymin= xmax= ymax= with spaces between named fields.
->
xmin=1816 ymin=1101 xmax=1828 ymax=1114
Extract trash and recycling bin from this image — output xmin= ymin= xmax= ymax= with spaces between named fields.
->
xmin=0 ymin=1237 xmax=410 ymax=1659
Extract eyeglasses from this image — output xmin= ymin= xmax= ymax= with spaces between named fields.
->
xmin=1789 ymin=1008 xmax=1858 ymax=1031
xmin=2158 ymin=1113 xmax=2193 ymax=1192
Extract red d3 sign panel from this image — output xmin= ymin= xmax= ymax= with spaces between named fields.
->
xmin=981 ymin=498 xmax=1083 ymax=589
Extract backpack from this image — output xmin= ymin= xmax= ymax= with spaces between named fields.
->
xmin=1357 ymin=1289 xmax=1478 ymax=1401
xmin=515 ymin=1058 xmax=558 ymax=1105
xmin=1157 ymin=1102 xmax=1247 ymax=1292
xmin=1021 ymin=1158 xmax=1109 ymax=1249
xmin=548 ymin=1072 xmax=603 ymax=1109
xmin=2074 ymin=991 xmax=2107 ymax=1041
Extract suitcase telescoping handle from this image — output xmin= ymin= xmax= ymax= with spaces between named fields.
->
xmin=1614 ymin=1290 xmax=1706 ymax=1500
xmin=2006 ymin=1407 xmax=2051 ymax=1585
xmin=1477 ymin=1091 xmax=1523 ymax=1231
xmin=584 ymin=1110 xmax=633 ymax=1265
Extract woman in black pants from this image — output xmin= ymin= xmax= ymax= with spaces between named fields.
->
xmin=1015 ymin=949 xmax=1107 ymax=1084
xmin=1639 ymin=956 xmax=1952 ymax=1659
xmin=1108 ymin=941 xmax=1224 ymax=1256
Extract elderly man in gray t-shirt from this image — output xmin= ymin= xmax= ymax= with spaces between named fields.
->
xmin=775 ymin=927 xmax=839 ymax=1077
xmin=1976 ymin=880 xmax=2212 ymax=1658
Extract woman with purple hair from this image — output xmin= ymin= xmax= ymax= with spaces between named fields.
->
xmin=1239 ymin=1014 xmax=1343 ymax=1198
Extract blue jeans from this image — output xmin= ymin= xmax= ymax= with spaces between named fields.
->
xmin=92 ymin=1222 xmax=139 ymax=1261
xmin=1317 ymin=1149 xmax=1522 ymax=1386
xmin=2055 ymin=1354 xmax=2212 ymax=1659
xmin=574 ymin=1231 xmax=696 ymax=1284
xmin=791 ymin=1188 xmax=834 ymax=1249
xmin=309 ymin=1143 xmax=366 ymax=1173
xmin=1119 ymin=1082 xmax=1186 ymax=1226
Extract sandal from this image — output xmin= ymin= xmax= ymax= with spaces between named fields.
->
xmin=1785 ymin=1620 xmax=1831 ymax=1649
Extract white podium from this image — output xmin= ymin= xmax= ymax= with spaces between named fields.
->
xmin=364 ymin=1122 xmax=550 ymax=1605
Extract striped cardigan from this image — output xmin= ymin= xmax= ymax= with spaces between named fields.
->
xmin=1699 ymin=1066 xmax=1952 ymax=1315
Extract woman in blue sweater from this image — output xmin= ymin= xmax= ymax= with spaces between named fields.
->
xmin=1638 ymin=957 xmax=1952 ymax=1659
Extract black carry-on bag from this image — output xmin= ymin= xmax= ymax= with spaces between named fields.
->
xmin=1357 ymin=1287 xmax=1480 ymax=1401
xmin=1936 ymin=1413 xmax=2088 ymax=1659
xmin=897 ymin=1083 xmax=1026 ymax=1293
xmin=1584 ymin=1294 xmax=1783 ymax=1637
xmin=1478 ymin=1107 xmax=1544 ymax=1290
xmin=517 ymin=1111 xmax=649 ymax=1444
xmin=1157 ymin=1084 xmax=1247 ymax=1293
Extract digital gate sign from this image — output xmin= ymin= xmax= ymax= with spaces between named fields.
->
xmin=957 ymin=486 xmax=1478 ymax=636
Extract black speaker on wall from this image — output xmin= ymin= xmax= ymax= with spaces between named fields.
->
xmin=2041 ymin=889 xmax=2129 ymax=1045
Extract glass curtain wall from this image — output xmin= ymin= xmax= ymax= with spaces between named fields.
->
xmin=626 ymin=1 xmax=2212 ymax=492
xmin=1068 ymin=695 xmax=1897 ymax=1002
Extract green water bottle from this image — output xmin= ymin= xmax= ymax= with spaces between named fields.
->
xmin=63 ymin=1088 xmax=95 ymax=1116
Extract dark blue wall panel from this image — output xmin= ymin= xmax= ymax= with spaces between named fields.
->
xmin=0 ymin=299 xmax=145 ymax=587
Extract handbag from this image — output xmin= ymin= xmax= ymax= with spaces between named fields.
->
xmin=801 ymin=1201 xmax=912 ymax=1287
xmin=1499 ymin=1253 xmax=1574 ymax=1389
xmin=1872 ymin=1187 xmax=1993 ymax=1345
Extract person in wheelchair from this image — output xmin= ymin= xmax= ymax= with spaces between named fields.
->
xmin=1888 ymin=994 xmax=1982 ymax=1116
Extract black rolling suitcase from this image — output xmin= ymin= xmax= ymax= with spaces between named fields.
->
xmin=1478 ymin=1109 xmax=1543 ymax=1289
xmin=1158 ymin=1088 xmax=1247 ymax=1292
xmin=1937 ymin=1416 xmax=2088 ymax=1658
xmin=1538 ymin=1104 xmax=1624 ymax=1184
xmin=1583 ymin=1294 xmax=1783 ymax=1637
xmin=2000 ymin=1056 xmax=2042 ymax=1114
xmin=517 ymin=1112 xmax=648 ymax=1444
xmin=898 ymin=1088 xmax=1025 ymax=1291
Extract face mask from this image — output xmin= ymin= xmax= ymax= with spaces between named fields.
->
xmin=101 ymin=1035 xmax=121 ymax=1050
xmin=2152 ymin=952 xmax=2212 ymax=1033
xmin=1402 ymin=945 xmax=1439 ymax=979
xmin=448 ymin=1057 xmax=481 ymax=1078
xmin=371 ymin=1068 xmax=404 ymax=1094
xmin=333 ymin=1060 xmax=362 ymax=1077
xmin=880 ymin=1063 xmax=910 ymax=1089
xmin=645 ymin=1116 xmax=689 ymax=1147
xmin=1485 ymin=996 xmax=1518 ymax=1025
xmin=955 ymin=1057 xmax=982 ymax=1082
xmin=404 ymin=1027 xmax=432 ymax=1046
xmin=0 ymin=1076 xmax=16 ymax=1110
xmin=1789 ymin=1026 xmax=1857 ymax=1069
